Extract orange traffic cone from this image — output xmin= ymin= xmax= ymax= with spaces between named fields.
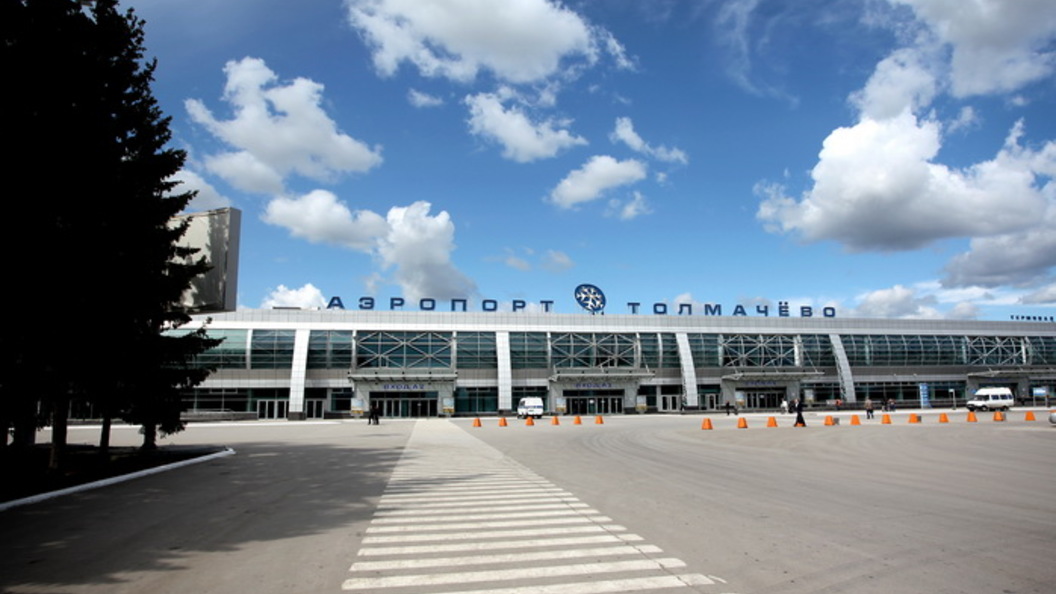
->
xmin=573 ymin=415 xmax=582 ymax=425
xmin=737 ymin=417 xmax=748 ymax=429
xmin=701 ymin=418 xmax=713 ymax=430
xmin=850 ymin=415 xmax=861 ymax=426
xmin=967 ymin=411 xmax=978 ymax=422
xmin=824 ymin=415 xmax=835 ymax=426
xmin=882 ymin=414 xmax=892 ymax=424
xmin=938 ymin=413 xmax=949 ymax=423
xmin=908 ymin=414 xmax=920 ymax=424
xmin=993 ymin=411 xmax=1005 ymax=422
xmin=1025 ymin=411 xmax=1036 ymax=421
xmin=498 ymin=417 xmax=508 ymax=427
xmin=767 ymin=416 xmax=778 ymax=428
xmin=526 ymin=416 xmax=535 ymax=426
xmin=551 ymin=415 xmax=560 ymax=426
xmin=472 ymin=418 xmax=482 ymax=427
xmin=594 ymin=415 xmax=604 ymax=425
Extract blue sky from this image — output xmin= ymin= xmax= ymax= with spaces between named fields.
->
xmin=129 ymin=0 xmax=1056 ymax=320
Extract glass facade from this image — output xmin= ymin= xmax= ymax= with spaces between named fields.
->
xmin=308 ymin=330 xmax=353 ymax=369
xmin=179 ymin=328 xmax=1056 ymax=377
xmin=355 ymin=331 xmax=452 ymax=369
xmin=173 ymin=316 xmax=1055 ymax=418
xmin=722 ymin=334 xmax=797 ymax=367
xmin=842 ymin=335 xmax=964 ymax=367
xmin=1028 ymin=336 xmax=1056 ymax=364
xmin=455 ymin=386 xmax=498 ymax=414
xmin=251 ymin=329 xmax=296 ymax=369
xmin=551 ymin=333 xmax=637 ymax=368
xmin=165 ymin=328 xmax=249 ymax=369
xmin=510 ymin=332 xmax=548 ymax=369
xmin=687 ymin=333 xmax=720 ymax=367
xmin=456 ymin=332 xmax=497 ymax=369
xmin=800 ymin=334 xmax=836 ymax=367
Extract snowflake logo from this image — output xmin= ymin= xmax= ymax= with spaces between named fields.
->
xmin=574 ymin=284 xmax=606 ymax=313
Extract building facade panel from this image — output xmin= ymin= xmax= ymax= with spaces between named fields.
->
xmin=173 ymin=310 xmax=1056 ymax=419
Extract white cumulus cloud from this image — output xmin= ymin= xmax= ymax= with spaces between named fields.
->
xmin=186 ymin=57 xmax=382 ymax=194
xmin=465 ymin=92 xmax=587 ymax=162
xmin=376 ymin=201 xmax=477 ymax=302
xmin=548 ymin=156 xmax=647 ymax=209
xmin=262 ymin=190 xmax=388 ymax=251
xmin=408 ymin=89 xmax=444 ymax=108
xmin=169 ymin=169 xmax=231 ymax=212
xmin=263 ymin=193 xmax=475 ymax=301
xmin=757 ymin=114 xmax=1051 ymax=252
xmin=607 ymin=191 xmax=652 ymax=221
xmin=758 ymin=1 xmax=1056 ymax=295
xmin=892 ymin=0 xmax=1056 ymax=97
xmin=610 ymin=117 xmax=688 ymax=164
xmin=346 ymin=0 xmax=604 ymax=84
xmin=851 ymin=284 xmax=943 ymax=319
xmin=261 ymin=283 xmax=327 ymax=309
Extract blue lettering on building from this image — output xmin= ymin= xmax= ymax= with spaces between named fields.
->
xmin=324 ymin=292 xmax=836 ymax=318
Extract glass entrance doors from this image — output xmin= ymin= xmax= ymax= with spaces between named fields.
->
xmin=257 ymin=399 xmax=288 ymax=419
xmin=370 ymin=392 xmax=438 ymax=418
xmin=741 ymin=390 xmax=785 ymax=410
xmin=564 ymin=389 xmax=624 ymax=415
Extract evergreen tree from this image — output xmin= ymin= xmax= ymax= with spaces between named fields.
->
xmin=1 ymin=0 xmax=219 ymax=464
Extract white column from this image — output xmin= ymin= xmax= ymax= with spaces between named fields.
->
xmin=288 ymin=328 xmax=311 ymax=419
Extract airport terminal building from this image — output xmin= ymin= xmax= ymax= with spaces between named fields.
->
xmin=176 ymin=306 xmax=1056 ymax=420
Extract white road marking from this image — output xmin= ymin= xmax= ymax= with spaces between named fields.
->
xmin=341 ymin=558 xmax=688 ymax=589
xmin=343 ymin=420 xmax=730 ymax=592
xmin=373 ymin=502 xmax=591 ymax=517
xmin=430 ymin=574 xmax=717 ymax=594
xmin=356 ymin=533 xmax=645 ymax=557
xmin=365 ymin=515 xmax=613 ymax=533
xmin=350 ymin=544 xmax=664 ymax=571
xmin=371 ymin=508 xmax=603 ymax=524
xmin=361 ymin=524 xmax=629 ymax=544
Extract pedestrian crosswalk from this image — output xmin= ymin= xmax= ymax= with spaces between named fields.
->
xmin=342 ymin=420 xmax=725 ymax=593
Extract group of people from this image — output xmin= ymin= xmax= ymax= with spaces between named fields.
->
xmin=779 ymin=398 xmax=808 ymax=426
xmin=862 ymin=397 xmax=897 ymax=419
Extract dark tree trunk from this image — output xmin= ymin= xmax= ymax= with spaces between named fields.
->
xmin=141 ymin=422 xmax=158 ymax=452
xmin=99 ymin=410 xmax=112 ymax=457
xmin=49 ymin=395 xmax=69 ymax=472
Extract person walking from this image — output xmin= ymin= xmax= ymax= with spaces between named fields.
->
xmin=864 ymin=397 xmax=874 ymax=419
xmin=781 ymin=398 xmax=789 ymax=415
xmin=369 ymin=402 xmax=380 ymax=425
xmin=794 ymin=398 xmax=806 ymax=427
xmin=724 ymin=401 xmax=733 ymax=416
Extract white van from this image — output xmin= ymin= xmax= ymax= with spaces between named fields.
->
xmin=966 ymin=387 xmax=1015 ymax=412
xmin=516 ymin=397 xmax=545 ymax=419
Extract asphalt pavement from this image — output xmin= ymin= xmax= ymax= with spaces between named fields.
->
xmin=2 ymin=411 xmax=1053 ymax=594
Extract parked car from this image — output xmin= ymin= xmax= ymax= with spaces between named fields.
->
xmin=516 ymin=397 xmax=545 ymax=419
xmin=965 ymin=387 xmax=1014 ymax=412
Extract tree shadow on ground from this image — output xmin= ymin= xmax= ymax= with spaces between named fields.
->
xmin=0 ymin=424 xmax=411 ymax=593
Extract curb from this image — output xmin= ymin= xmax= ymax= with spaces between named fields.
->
xmin=0 ymin=447 xmax=236 ymax=512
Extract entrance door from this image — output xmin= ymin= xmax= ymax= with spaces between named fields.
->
xmin=659 ymin=395 xmax=683 ymax=412
xmin=701 ymin=392 xmax=719 ymax=411
xmin=371 ymin=392 xmax=439 ymax=418
xmin=743 ymin=390 xmax=784 ymax=410
xmin=305 ymin=400 xmax=324 ymax=419
xmin=257 ymin=399 xmax=288 ymax=419
xmin=564 ymin=389 xmax=624 ymax=415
